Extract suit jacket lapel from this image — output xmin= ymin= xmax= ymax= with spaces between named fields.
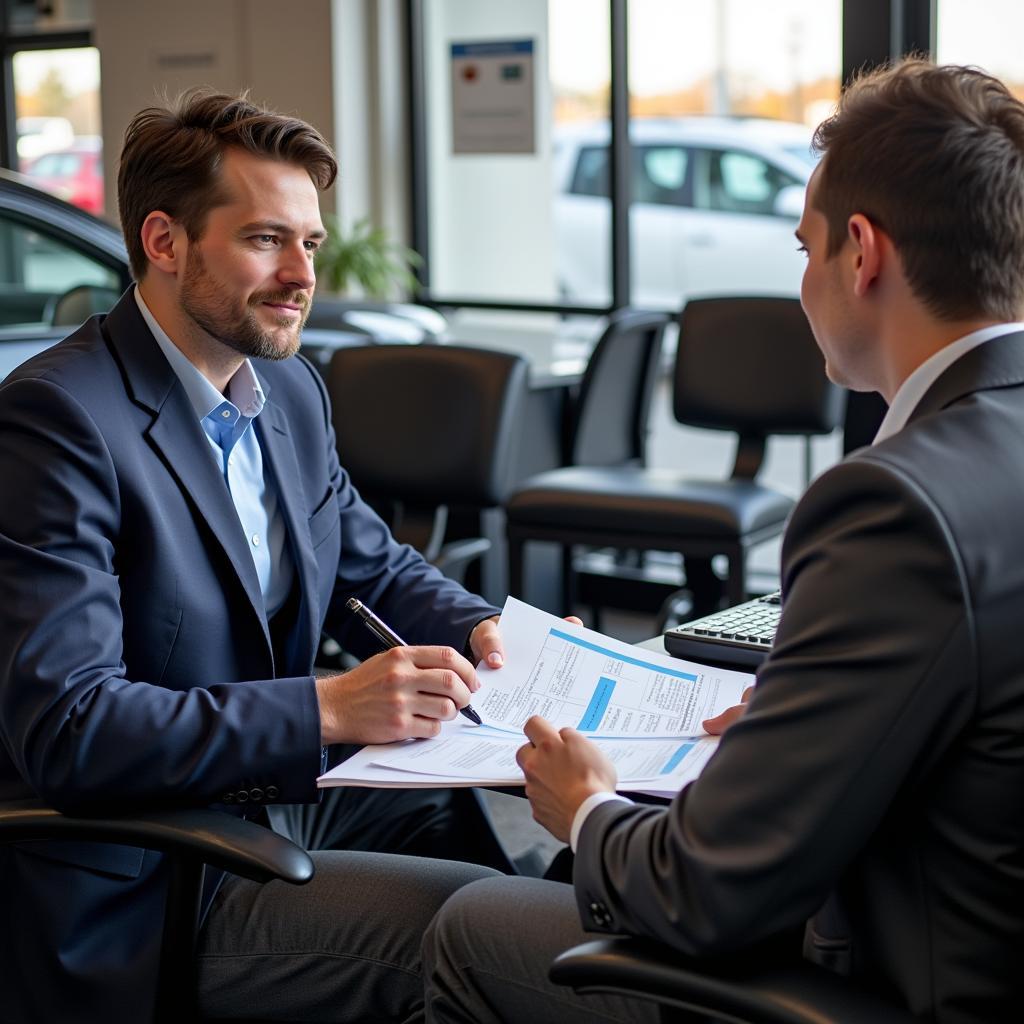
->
xmin=101 ymin=291 xmax=271 ymax=650
xmin=907 ymin=329 xmax=1024 ymax=427
xmin=255 ymin=396 xmax=320 ymax=675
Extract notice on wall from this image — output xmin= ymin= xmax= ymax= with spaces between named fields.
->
xmin=450 ymin=39 xmax=536 ymax=155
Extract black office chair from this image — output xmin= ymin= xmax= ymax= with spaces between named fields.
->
xmin=566 ymin=309 xmax=669 ymax=468
xmin=509 ymin=309 xmax=668 ymax=613
xmin=0 ymin=798 xmax=313 ymax=1023
xmin=327 ymin=343 xmax=529 ymax=585
xmin=842 ymin=390 xmax=888 ymax=454
xmin=507 ymin=297 xmax=843 ymax=623
xmin=45 ymin=283 xmax=122 ymax=326
xmin=550 ymin=936 xmax=915 ymax=1023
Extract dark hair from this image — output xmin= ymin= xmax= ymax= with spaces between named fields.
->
xmin=117 ymin=90 xmax=338 ymax=280
xmin=813 ymin=59 xmax=1024 ymax=321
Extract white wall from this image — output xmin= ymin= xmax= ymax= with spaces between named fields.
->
xmin=94 ymin=0 xmax=336 ymax=224
xmin=424 ymin=0 xmax=555 ymax=300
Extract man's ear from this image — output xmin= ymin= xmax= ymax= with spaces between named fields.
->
xmin=139 ymin=212 xmax=185 ymax=277
xmin=847 ymin=213 xmax=882 ymax=298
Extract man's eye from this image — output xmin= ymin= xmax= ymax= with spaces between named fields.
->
xmin=304 ymin=240 xmax=321 ymax=253
xmin=254 ymin=235 xmax=277 ymax=246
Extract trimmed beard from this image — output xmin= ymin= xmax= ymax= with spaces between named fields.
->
xmin=180 ymin=247 xmax=309 ymax=362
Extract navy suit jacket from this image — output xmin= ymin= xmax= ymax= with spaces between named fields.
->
xmin=0 ymin=290 xmax=498 ymax=1020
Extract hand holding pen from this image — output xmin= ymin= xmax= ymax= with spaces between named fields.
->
xmin=346 ymin=598 xmax=484 ymax=726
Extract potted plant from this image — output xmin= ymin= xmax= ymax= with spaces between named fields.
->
xmin=315 ymin=213 xmax=422 ymax=298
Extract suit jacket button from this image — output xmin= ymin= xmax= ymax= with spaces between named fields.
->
xmin=222 ymin=793 xmax=235 ymax=805
xmin=249 ymin=787 xmax=264 ymax=803
xmin=235 ymin=789 xmax=250 ymax=804
xmin=265 ymin=786 xmax=279 ymax=800
xmin=589 ymin=901 xmax=611 ymax=928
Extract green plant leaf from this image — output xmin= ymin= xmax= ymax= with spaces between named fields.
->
xmin=315 ymin=213 xmax=422 ymax=298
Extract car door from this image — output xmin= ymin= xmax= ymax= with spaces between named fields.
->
xmin=555 ymin=140 xmax=695 ymax=308
xmin=678 ymin=147 xmax=806 ymax=302
xmin=554 ymin=142 xmax=613 ymax=305
xmin=629 ymin=143 xmax=694 ymax=309
xmin=0 ymin=209 xmax=124 ymax=380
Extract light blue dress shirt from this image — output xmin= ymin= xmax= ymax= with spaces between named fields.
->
xmin=134 ymin=289 xmax=295 ymax=617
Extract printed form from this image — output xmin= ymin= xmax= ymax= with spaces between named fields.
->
xmin=475 ymin=597 xmax=751 ymax=737
xmin=317 ymin=597 xmax=754 ymax=797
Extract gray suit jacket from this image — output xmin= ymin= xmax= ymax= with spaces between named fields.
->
xmin=574 ymin=331 xmax=1024 ymax=1022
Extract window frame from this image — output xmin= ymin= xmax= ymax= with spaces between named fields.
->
xmin=405 ymin=0 xmax=935 ymax=315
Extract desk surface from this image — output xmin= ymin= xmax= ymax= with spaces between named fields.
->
xmin=445 ymin=318 xmax=598 ymax=387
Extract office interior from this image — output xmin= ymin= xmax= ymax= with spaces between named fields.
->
xmin=1 ymin=0 xmax=1021 ymax=1014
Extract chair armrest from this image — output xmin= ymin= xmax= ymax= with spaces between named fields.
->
xmin=434 ymin=537 xmax=491 ymax=583
xmin=0 ymin=799 xmax=313 ymax=886
xmin=550 ymin=938 xmax=915 ymax=1024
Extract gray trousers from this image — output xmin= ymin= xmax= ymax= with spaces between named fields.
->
xmin=423 ymin=876 xmax=662 ymax=1024
xmin=197 ymin=783 xmax=505 ymax=1023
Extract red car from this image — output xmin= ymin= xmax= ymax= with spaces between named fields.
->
xmin=22 ymin=141 xmax=104 ymax=215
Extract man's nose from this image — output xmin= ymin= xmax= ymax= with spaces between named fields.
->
xmin=277 ymin=244 xmax=316 ymax=290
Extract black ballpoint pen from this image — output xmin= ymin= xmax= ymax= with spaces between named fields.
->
xmin=345 ymin=597 xmax=483 ymax=726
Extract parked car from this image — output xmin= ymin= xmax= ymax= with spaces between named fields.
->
xmin=553 ymin=116 xmax=818 ymax=309
xmin=15 ymin=116 xmax=74 ymax=163
xmin=22 ymin=138 xmax=105 ymax=215
xmin=0 ymin=168 xmax=441 ymax=383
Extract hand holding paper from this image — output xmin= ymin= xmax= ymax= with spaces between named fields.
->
xmin=318 ymin=598 xmax=750 ymax=798
xmin=516 ymin=716 xmax=618 ymax=842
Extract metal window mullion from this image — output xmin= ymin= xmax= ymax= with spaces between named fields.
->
xmin=609 ymin=0 xmax=630 ymax=310
xmin=406 ymin=0 xmax=430 ymax=296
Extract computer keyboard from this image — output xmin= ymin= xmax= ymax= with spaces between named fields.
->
xmin=663 ymin=591 xmax=781 ymax=669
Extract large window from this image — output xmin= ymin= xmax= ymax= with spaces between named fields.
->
xmin=13 ymin=46 xmax=104 ymax=216
xmin=936 ymin=0 xmax=1024 ymax=94
xmin=1 ymin=1 xmax=104 ymax=216
xmin=413 ymin=0 xmax=841 ymax=313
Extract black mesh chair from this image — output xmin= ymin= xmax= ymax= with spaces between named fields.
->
xmin=550 ymin=937 xmax=914 ymax=1023
xmin=327 ymin=343 xmax=529 ymax=585
xmin=507 ymin=297 xmax=844 ymax=622
xmin=0 ymin=798 xmax=313 ymax=1023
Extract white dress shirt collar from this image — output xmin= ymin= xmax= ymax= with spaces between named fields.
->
xmin=133 ymin=287 xmax=268 ymax=420
xmin=873 ymin=322 xmax=1024 ymax=445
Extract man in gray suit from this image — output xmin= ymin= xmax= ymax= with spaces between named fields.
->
xmin=423 ymin=59 xmax=1024 ymax=1024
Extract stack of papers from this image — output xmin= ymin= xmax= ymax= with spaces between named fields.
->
xmin=318 ymin=597 xmax=754 ymax=799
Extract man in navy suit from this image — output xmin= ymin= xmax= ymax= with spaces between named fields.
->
xmin=0 ymin=92 xmax=507 ymax=1022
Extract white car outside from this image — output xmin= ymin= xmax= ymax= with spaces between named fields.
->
xmin=553 ymin=117 xmax=818 ymax=309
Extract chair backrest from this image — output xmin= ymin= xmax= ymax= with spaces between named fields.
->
xmin=46 ymin=283 xmax=121 ymax=326
xmin=570 ymin=309 xmax=668 ymax=467
xmin=843 ymin=389 xmax=888 ymax=453
xmin=327 ymin=343 xmax=529 ymax=510
xmin=673 ymin=296 xmax=844 ymax=476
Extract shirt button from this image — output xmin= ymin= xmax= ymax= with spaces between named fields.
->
xmin=251 ymin=534 xmax=260 ymax=547
xmin=221 ymin=409 xmax=231 ymax=419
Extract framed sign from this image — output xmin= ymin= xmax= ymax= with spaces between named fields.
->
xmin=450 ymin=39 xmax=536 ymax=154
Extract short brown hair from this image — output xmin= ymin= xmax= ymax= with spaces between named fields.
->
xmin=813 ymin=59 xmax=1024 ymax=321
xmin=117 ymin=90 xmax=338 ymax=280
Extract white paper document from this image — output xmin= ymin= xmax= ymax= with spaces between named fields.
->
xmin=317 ymin=597 xmax=751 ymax=798
xmin=474 ymin=597 xmax=751 ymax=737
xmin=318 ymin=718 xmax=719 ymax=798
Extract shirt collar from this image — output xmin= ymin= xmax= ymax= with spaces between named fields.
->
xmin=873 ymin=322 xmax=1024 ymax=445
xmin=133 ymin=287 xmax=268 ymax=422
